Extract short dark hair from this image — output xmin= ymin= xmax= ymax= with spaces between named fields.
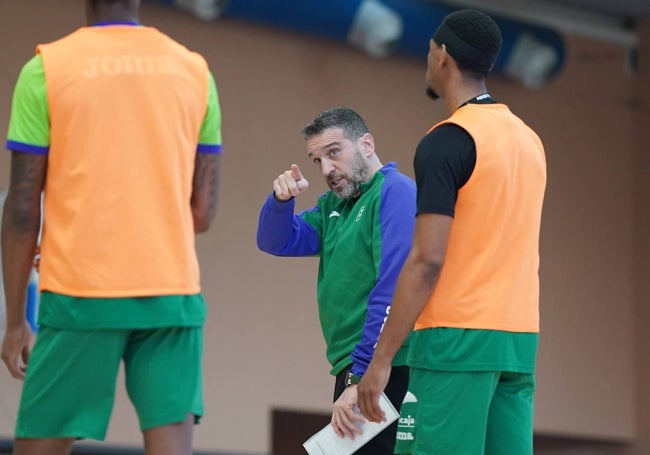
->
xmin=301 ymin=107 xmax=369 ymax=141
xmin=434 ymin=9 xmax=502 ymax=78
xmin=89 ymin=0 xmax=131 ymax=7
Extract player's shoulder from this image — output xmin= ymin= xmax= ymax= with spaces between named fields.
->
xmin=14 ymin=54 xmax=46 ymax=90
xmin=148 ymin=27 xmax=208 ymax=64
xmin=20 ymin=54 xmax=45 ymax=74
xmin=418 ymin=123 xmax=474 ymax=160
xmin=428 ymin=122 xmax=472 ymax=142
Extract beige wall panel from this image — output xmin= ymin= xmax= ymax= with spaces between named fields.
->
xmin=0 ymin=1 xmax=646 ymax=453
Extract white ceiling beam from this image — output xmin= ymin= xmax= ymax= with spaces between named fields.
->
xmin=434 ymin=0 xmax=638 ymax=48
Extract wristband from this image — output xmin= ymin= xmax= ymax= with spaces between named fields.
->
xmin=345 ymin=370 xmax=362 ymax=387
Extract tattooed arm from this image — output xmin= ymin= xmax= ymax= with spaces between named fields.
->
xmin=1 ymin=151 xmax=47 ymax=379
xmin=191 ymin=153 xmax=220 ymax=233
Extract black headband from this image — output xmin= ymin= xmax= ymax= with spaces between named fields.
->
xmin=433 ymin=21 xmax=497 ymax=74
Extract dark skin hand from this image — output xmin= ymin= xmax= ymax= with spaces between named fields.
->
xmin=1 ymin=152 xmax=47 ymax=379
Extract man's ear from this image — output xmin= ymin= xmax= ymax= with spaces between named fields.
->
xmin=439 ymin=43 xmax=456 ymax=70
xmin=360 ymin=132 xmax=375 ymax=157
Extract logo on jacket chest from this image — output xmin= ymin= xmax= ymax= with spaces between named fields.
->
xmin=355 ymin=205 xmax=366 ymax=222
xmin=327 ymin=205 xmax=366 ymax=223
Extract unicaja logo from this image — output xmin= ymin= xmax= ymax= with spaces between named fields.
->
xmin=397 ymin=392 xmax=417 ymax=442
xmin=398 ymin=415 xmax=415 ymax=427
xmin=396 ymin=431 xmax=415 ymax=441
xmin=355 ymin=205 xmax=366 ymax=222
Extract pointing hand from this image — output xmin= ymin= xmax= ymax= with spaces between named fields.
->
xmin=273 ymin=164 xmax=309 ymax=201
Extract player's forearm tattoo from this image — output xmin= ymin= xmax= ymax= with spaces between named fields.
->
xmin=5 ymin=152 xmax=47 ymax=230
xmin=193 ymin=153 xmax=220 ymax=218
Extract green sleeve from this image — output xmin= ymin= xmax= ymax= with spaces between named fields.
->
xmin=6 ymin=54 xmax=50 ymax=154
xmin=197 ymin=70 xmax=222 ymax=153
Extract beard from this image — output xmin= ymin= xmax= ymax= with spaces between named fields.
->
xmin=426 ymin=87 xmax=440 ymax=100
xmin=331 ymin=149 xmax=370 ymax=200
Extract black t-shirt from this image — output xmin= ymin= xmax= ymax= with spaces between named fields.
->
xmin=414 ymin=123 xmax=476 ymax=217
xmin=414 ymin=96 xmax=497 ymax=217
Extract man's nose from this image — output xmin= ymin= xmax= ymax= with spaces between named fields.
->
xmin=320 ymin=158 xmax=335 ymax=177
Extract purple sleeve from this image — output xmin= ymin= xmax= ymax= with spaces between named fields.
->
xmin=350 ymin=172 xmax=416 ymax=376
xmin=256 ymin=193 xmax=320 ymax=256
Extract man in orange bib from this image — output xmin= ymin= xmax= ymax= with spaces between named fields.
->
xmin=358 ymin=9 xmax=547 ymax=454
xmin=1 ymin=1 xmax=221 ymax=454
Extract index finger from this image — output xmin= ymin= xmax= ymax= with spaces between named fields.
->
xmin=290 ymin=164 xmax=303 ymax=181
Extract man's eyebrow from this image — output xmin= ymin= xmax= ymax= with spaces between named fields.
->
xmin=308 ymin=141 xmax=341 ymax=158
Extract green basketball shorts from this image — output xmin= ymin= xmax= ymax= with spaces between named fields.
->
xmin=15 ymin=325 xmax=204 ymax=440
xmin=395 ymin=367 xmax=535 ymax=454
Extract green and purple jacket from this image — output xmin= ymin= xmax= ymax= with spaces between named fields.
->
xmin=257 ymin=162 xmax=416 ymax=376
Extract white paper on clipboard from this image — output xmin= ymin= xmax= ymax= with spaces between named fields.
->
xmin=303 ymin=393 xmax=399 ymax=455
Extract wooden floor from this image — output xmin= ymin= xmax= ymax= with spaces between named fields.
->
xmin=0 ymin=440 xmax=258 ymax=455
